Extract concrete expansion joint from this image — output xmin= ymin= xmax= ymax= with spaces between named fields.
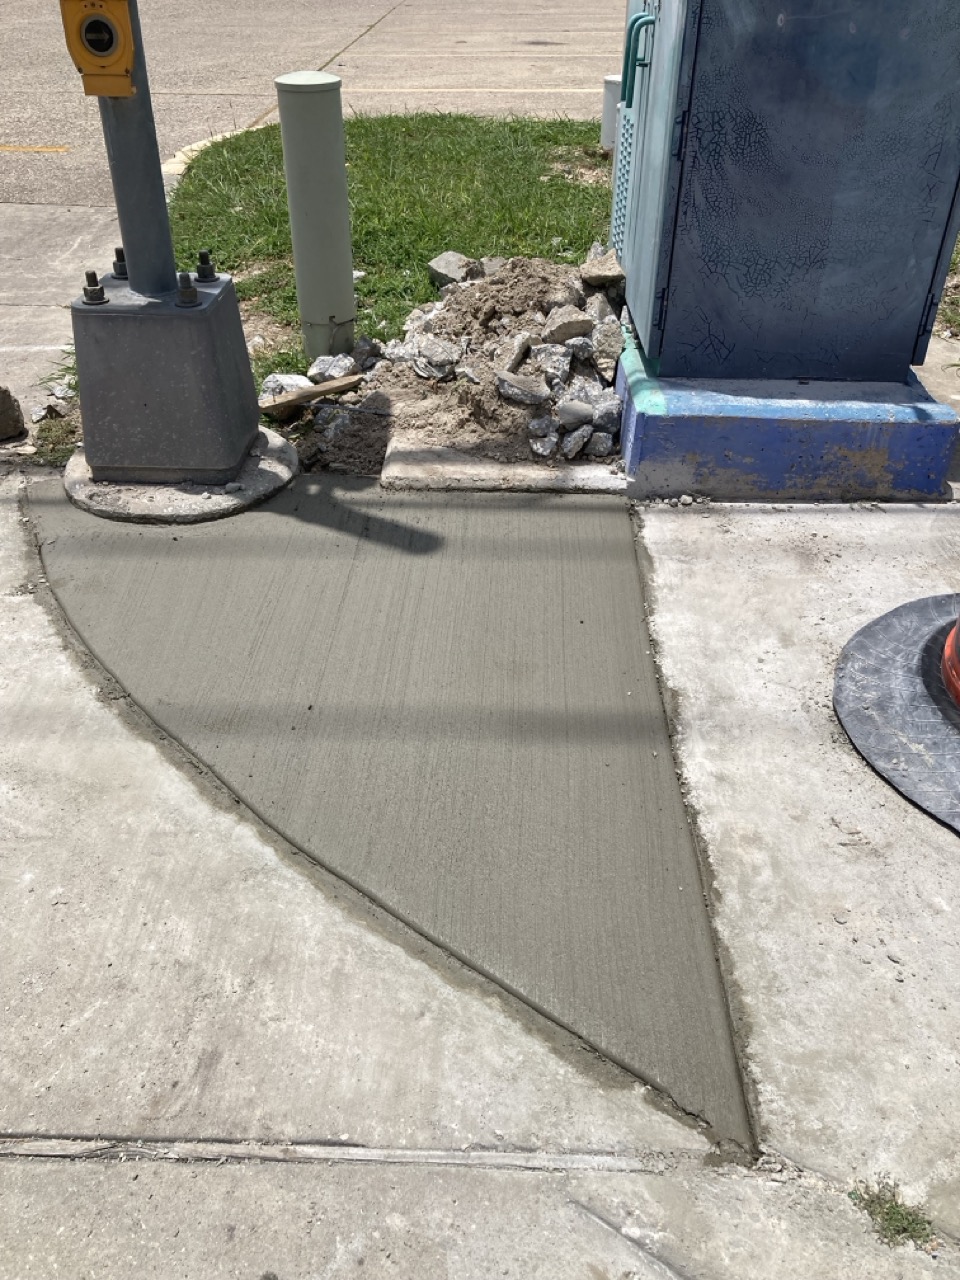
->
xmin=0 ymin=1135 xmax=709 ymax=1176
xmin=0 ymin=1137 xmax=855 ymax=1228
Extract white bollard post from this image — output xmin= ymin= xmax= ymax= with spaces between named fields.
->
xmin=601 ymin=74 xmax=622 ymax=153
xmin=274 ymin=71 xmax=356 ymax=359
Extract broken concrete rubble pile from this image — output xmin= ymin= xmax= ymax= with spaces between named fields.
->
xmin=407 ymin=245 xmax=627 ymax=461
xmin=258 ymin=248 xmax=627 ymax=476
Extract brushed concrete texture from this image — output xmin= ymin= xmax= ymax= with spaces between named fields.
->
xmin=30 ymin=475 xmax=751 ymax=1145
xmin=0 ymin=473 xmax=701 ymax=1157
xmin=0 ymin=1157 xmax=953 ymax=1280
xmin=639 ymin=501 xmax=960 ymax=1234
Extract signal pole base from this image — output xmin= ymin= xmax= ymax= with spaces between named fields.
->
xmin=63 ymin=426 xmax=298 ymax=524
xmin=72 ymin=272 xmax=259 ymax=485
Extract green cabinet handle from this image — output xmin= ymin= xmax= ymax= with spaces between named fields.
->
xmin=622 ymin=13 xmax=656 ymax=109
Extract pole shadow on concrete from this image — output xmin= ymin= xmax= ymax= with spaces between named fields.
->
xmin=30 ymin=476 xmax=752 ymax=1145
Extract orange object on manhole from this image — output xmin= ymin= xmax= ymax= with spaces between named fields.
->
xmin=942 ymin=620 xmax=960 ymax=707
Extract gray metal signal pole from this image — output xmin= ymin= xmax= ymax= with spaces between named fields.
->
xmin=97 ymin=0 xmax=177 ymax=297
xmin=62 ymin=0 xmax=258 ymax=484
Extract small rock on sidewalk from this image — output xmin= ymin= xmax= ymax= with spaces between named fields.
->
xmin=0 ymin=387 xmax=26 ymax=441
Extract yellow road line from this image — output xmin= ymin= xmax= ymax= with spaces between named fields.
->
xmin=0 ymin=145 xmax=70 ymax=153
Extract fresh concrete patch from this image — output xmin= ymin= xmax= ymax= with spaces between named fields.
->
xmin=30 ymin=475 xmax=750 ymax=1144
xmin=0 ymin=473 xmax=704 ymax=1156
xmin=638 ymin=500 xmax=960 ymax=1235
xmin=63 ymin=427 xmax=297 ymax=523
xmin=381 ymin=431 xmax=627 ymax=492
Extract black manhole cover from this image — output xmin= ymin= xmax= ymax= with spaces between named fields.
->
xmin=834 ymin=593 xmax=960 ymax=833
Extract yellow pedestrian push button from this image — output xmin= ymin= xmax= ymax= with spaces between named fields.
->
xmin=60 ymin=0 xmax=136 ymax=97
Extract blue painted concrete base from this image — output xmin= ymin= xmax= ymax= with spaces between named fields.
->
xmin=616 ymin=334 xmax=959 ymax=501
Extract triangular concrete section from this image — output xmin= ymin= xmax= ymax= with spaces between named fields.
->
xmin=31 ymin=476 xmax=751 ymax=1145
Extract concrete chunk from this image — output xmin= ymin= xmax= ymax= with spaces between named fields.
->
xmin=529 ymin=431 xmax=559 ymax=458
xmin=579 ymin=249 xmax=625 ymax=288
xmin=495 ymin=370 xmax=552 ymax=406
xmin=260 ymin=372 xmax=313 ymax=397
xmin=561 ymin=424 xmax=593 ymax=459
xmin=585 ymin=292 xmax=616 ymax=325
xmin=480 ymin=256 xmax=508 ymax=277
xmin=497 ymin=331 xmax=532 ymax=374
xmin=585 ymin=431 xmax=615 ymax=457
xmin=427 ymin=251 xmax=483 ymax=287
xmin=527 ymin=414 xmax=559 ymax=438
xmin=542 ymin=305 xmax=593 ymax=344
xmin=564 ymin=375 xmax=607 ymax=407
xmin=308 ymin=354 xmax=360 ymax=384
xmin=557 ymin=400 xmax=594 ymax=429
xmin=592 ymin=391 xmax=623 ymax=432
xmin=592 ymin=317 xmax=625 ymax=383
xmin=566 ymin=335 xmax=594 ymax=358
xmin=530 ymin=343 xmax=572 ymax=388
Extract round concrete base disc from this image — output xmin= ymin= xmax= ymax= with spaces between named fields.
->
xmin=63 ymin=428 xmax=298 ymax=524
xmin=834 ymin=593 xmax=960 ymax=834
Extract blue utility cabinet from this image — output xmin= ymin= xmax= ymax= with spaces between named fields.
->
xmin=613 ymin=0 xmax=960 ymax=382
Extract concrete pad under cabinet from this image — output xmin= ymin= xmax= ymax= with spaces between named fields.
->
xmin=617 ymin=336 xmax=959 ymax=501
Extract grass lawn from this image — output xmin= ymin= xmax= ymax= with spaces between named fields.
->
xmin=169 ymin=114 xmax=612 ymax=374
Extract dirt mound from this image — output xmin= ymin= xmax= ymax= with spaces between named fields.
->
xmin=275 ymin=254 xmax=627 ymax=475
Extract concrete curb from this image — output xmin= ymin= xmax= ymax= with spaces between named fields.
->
xmin=380 ymin=432 xmax=627 ymax=493
xmin=160 ymin=125 xmax=275 ymax=194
